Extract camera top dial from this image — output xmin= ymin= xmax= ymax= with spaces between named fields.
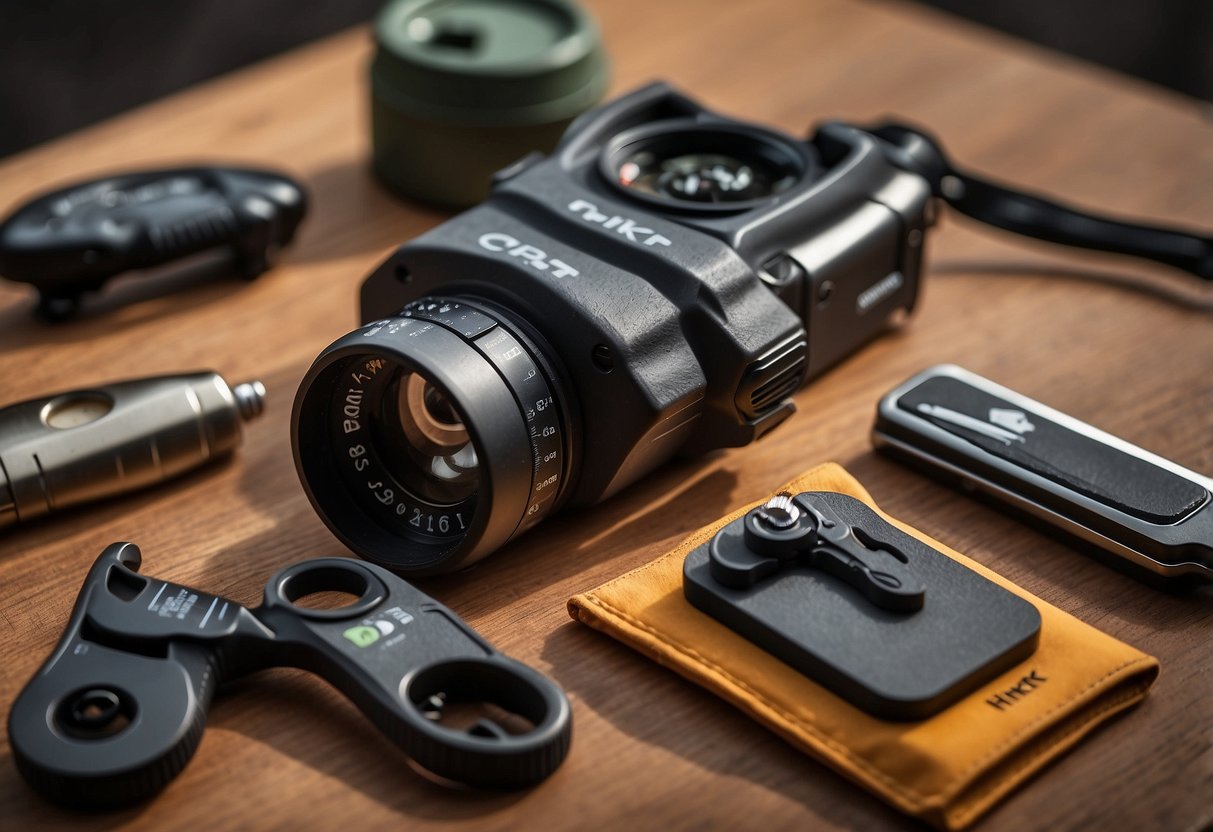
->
xmin=602 ymin=121 xmax=810 ymax=212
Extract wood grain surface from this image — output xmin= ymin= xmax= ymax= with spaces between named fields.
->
xmin=1 ymin=1 xmax=1211 ymax=829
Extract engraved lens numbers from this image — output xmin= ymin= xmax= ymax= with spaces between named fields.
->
xmin=333 ymin=350 xmax=471 ymax=541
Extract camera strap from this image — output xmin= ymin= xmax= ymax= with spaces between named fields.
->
xmin=859 ymin=122 xmax=1213 ymax=281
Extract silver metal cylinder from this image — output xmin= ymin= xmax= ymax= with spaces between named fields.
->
xmin=0 ymin=371 xmax=265 ymax=528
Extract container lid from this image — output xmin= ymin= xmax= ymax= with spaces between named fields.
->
xmin=372 ymin=0 xmax=608 ymax=125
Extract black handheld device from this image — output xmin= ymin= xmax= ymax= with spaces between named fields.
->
xmin=0 ymin=166 xmax=307 ymax=319
xmin=291 ymin=81 xmax=1213 ymax=576
xmin=873 ymin=364 xmax=1213 ymax=584
xmin=293 ymin=82 xmax=934 ymax=575
xmin=8 ymin=544 xmax=572 ymax=808
xmin=684 ymin=491 xmax=1041 ymax=720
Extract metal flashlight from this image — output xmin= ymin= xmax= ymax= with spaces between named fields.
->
xmin=0 ymin=372 xmax=265 ymax=528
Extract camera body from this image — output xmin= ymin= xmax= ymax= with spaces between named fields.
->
xmin=294 ymin=82 xmax=933 ymax=573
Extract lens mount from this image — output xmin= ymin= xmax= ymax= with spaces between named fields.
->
xmin=292 ymin=297 xmax=569 ymax=574
xmin=601 ymin=119 xmax=811 ymax=213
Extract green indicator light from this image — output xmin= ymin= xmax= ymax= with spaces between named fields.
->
xmin=343 ymin=625 xmax=380 ymax=648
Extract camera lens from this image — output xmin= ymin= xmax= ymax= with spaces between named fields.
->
xmin=389 ymin=373 xmax=479 ymax=504
xmin=604 ymin=124 xmax=807 ymax=211
xmin=292 ymin=298 xmax=569 ymax=575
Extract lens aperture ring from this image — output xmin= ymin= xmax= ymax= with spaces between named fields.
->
xmin=402 ymin=298 xmax=566 ymax=538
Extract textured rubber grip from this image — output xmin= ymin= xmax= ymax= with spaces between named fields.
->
xmin=899 ymin=376 xmax=1207 ymax=524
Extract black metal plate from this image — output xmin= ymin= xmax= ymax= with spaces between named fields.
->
xmin=683 ymin=492 xmax=1041 ymax=720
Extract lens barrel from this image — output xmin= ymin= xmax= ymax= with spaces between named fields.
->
xmin=292 ymin=298 xmax=569 ymax=574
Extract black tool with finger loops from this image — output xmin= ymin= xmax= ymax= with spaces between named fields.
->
xmin=684 ymin=491 xmax=1040 ymax=719
xmin=8 ymin=544 xmax=572 ymax=808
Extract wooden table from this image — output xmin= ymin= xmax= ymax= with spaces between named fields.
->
xmin=1 ymin=1 xmax=1210 ymax=829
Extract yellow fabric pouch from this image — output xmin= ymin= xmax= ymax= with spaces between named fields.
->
xmin=567 ymin=463 xmax=1159 ymax=830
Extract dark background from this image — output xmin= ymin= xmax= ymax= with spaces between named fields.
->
xmin=0 ymin=0 xmax=1210 ymax=159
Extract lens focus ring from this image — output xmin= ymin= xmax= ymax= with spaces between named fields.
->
xmin=402 ymin=299 xmax=565 ymax=535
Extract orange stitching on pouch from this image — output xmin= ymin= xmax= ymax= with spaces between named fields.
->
xmin=942 ymin=656 xmax=1155 ymax=797
xmin=583 ymin=592 xmax=932 ymax=810
xmin=580 ymin=582 xmax=1153 ymax=811
xmin=948 ymin=683 xmax=1150 ymax=828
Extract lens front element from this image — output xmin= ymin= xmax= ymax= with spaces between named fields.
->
xmin=392 ymin=373 xmax=480 ymax=504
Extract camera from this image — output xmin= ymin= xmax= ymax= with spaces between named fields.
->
xmin=292 ymin=82 xmax=932 ymax=574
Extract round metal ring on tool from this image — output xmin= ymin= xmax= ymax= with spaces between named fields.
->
xmin=743 ymin=496 xmax=819 ymax=558
xmin=56 ymin=687 xmax=134 ymax=738
xmin=755 ymin=494 xmax=801 ymax=530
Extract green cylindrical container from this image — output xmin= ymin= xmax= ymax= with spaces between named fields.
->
xmin=370 ymin=0 xmax=609 ymax=208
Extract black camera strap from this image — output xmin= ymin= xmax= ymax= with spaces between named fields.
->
xmin=861 ymin=123 xmax=1213 ymax=281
